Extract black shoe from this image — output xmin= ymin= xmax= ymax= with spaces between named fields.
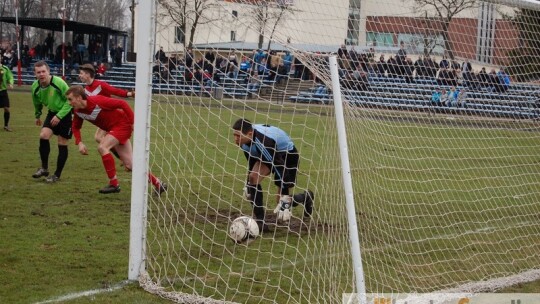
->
xmin=32 ymin=168 xmax=49 ymax=178
xmin=45 ymin=174 xmax=59 ymax=183
xmin=99 ymin=184 xmax=121 ymax=194
xmin=303 ymin=190 xmax=314 ymax=218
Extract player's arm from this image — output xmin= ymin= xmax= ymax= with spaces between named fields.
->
xmin=31 ymin=87 xmax=43 ymax=126
xmin=72 ymin=115 xmax=88 ymax=155
xmin=102 ymin=81 xmax=132 ymax=98
xmin=6 ymin=68 xmax=14 ymax=89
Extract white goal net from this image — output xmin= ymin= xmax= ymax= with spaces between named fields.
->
xmin=131 ymin=0 xmax=540 ymax=302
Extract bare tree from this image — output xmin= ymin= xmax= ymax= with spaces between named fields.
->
xmin=412 ymin=0 xmax=478 ymax=59
xmin=250 ymin=0 xmax=293 ymax=50
xmin=0 ymin=0 xmax=10 ymax=41
xmin=158 ymin=0 xmax=218 ymax=49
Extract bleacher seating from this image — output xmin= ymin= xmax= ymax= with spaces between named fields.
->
xmin=19 ymin=59 xmax=540 ymax=119
xmin=289 ymin=76 xmax=540 ymax=119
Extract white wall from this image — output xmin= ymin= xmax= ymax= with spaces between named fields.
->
xmin=139 ymin=0 xmax=516 ymax=55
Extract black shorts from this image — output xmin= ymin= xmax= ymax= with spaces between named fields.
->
xmin=43 ymin=111 xmax=73 ymax=139
xmin=0 ymin=90 xmax=9 ymax=108
xmin=248 ymin=146 xmax=299 ymax=190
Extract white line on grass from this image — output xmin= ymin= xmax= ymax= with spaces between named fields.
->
xmin=34 ymin=280 xmax=131 ymax=304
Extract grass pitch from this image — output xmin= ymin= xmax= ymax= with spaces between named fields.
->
xmin=1 ymin=88 xmax=539 ymax=304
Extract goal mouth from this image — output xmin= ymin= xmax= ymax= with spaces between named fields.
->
xmin=130 ymin=0 xmax=540 ymax=302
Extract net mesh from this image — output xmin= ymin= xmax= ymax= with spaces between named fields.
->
xmin=137 ymin=0 xmax=540 ymax=302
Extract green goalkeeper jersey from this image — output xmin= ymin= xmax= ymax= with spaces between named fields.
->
xmin=31 ymin=75 xmax=71 ymax=119
xmin=0 ymin=65 xmax=14 ymax=91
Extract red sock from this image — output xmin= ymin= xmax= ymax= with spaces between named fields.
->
xmin=102 ymin=153 xmax=118 ymax=187
xmin=148 ymin=172 xmax=160 ymax=188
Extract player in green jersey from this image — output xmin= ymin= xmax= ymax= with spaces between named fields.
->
xmin=0 ymin=62 xmax=14 ymax=131
xmin=31 ymin=61 xmax=72 ymax=183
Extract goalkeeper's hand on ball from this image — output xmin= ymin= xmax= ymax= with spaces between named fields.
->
xmin=274 ymin=195 xmax=292 ymax=222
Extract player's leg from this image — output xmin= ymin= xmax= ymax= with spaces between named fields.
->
xmin=32 ymin=116 xmax=54 ymax=178
xmin=247 ymin=161 xmax=271 ymax=228
xmin=3 ymin=106 xmax=10 ymax=131
xmin=44 ymin=115 xmax=72 ymax=183
xmin=97 ymin=134 xmax=121 ymax=193
xmin=274 ymin=148 xmax=314 ymax=219
xmin=115 ymin=138 xmax=167 ymax=194
xmin=95 ymin=127 xmax=122 ymax=161
xmin=0 ymin=91 xmax=11 ymax=131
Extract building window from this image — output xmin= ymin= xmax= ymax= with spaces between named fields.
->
xmin=231 ymin=31 xmax=236 ymax=42
xmin=232 ymin=10 xmax=238 ymax=18
xmin=366 ymin=32 xmax=394 ymax=47
xmin=175 ymin=26 xmax=185 ymax=44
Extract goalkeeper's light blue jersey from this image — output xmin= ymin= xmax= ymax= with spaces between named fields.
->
xmin=241 ymin=124 xmax=294 ymax=163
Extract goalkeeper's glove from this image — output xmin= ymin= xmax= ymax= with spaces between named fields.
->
xmin=273 ymin=195 xmax=292 ymax=222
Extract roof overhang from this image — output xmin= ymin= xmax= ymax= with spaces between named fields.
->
xmin=0 ymin=17 xmax=127 ymax=36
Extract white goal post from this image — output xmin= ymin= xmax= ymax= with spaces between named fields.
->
xmin=129 ymin=0 xmax=540 ymax=302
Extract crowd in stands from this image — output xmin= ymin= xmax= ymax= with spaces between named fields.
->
xmin=0 ymin=33 xmax=125 ymax=78
xmin=153 ymin=46 xmax=304 ymax=89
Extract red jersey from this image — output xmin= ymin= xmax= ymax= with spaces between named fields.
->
xmin=72 ymin=95 xmax=134 ymax=145
xmin=84 ymin=79 xmax=129 ymax=97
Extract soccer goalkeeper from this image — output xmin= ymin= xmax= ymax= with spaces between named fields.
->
xmin=232 ymin=118 xmax=313 ymax=231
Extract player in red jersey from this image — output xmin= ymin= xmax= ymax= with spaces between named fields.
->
xmin=78 ymin=63 xmax=134 ymax=161
xmin=66 ymin=85 xmax=166 ymax=194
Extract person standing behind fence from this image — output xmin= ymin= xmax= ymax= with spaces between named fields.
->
xmin=114 ymin=44 xmax=124 ymax=67
xmin=45 ymin=33 xmax=54 ymax=59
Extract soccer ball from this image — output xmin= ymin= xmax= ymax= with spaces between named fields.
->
xmin=229 ymin=216 xmax=260 ymax=243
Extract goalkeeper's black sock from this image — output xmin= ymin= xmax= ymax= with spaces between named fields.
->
xmin=248 ymin=184 xmax=265 ymax=221
xmin=4 ymin=111 xmax=10 ymax=127
xmin=55 ymin=145 xmax=68 ymax=178
xmin=39 ymin=139 xmax=50 ymax=169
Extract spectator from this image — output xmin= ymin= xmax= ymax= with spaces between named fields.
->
xmin=424 ymin=55 xmax=438 ymax=78
xmin=387 ymin=56 xmax=398 ymax=78
xmin=45 ymin=33 xmax=54 ymax=59
xmin=204 ymin=50 xmax=215 ymax=71
xmin=439 ymin=55 xmax=449 ymax=69
xmin=184 ymin=47 xmax=194 ymax=71
xmin=253 ymin=49 xmax=265 ymax=65
xmin=337 ymin=44 xmax=348 ymax=58
xmin=488 ymin=68 xmax=500 ymax=92
xmin=96 ymin=62 xmax=107 ymax=78
xmin=247 ymin=70 xmax=261 ymax=92
xmin=395 ymin=41 xmax=407 ymax=76
xmin=114 ymin=44 xmax=123 ymax=67
xmin=446 ymin=87 xmax=459 ymax=107
xmin=440 ymin=89 xmax=449 ymax=106
xmin=497 ymin=67 xmax=510 ymax=93
xmin=414 ymin=55 xmax=425 ymax=78
xmin=155 ymin=46 xmax=167 ymax=63
xmin=377 ymin=54 xmax=387 ymax=77
xmin=462 ymin=59 xmax=472 ymax=87
xmin=457 ymin=89 xmax=468 ymax=108
xmin=477 ymin=67 xmax=489 ymax=89
xmin=282 ymin=51 xmax=293 ymax=75
xmin=431 ymin=88 xmax=442 ymax=107
xmin=351 ymin=65 xmax=369 ymax=91
xmin=239 ymin=56 xmax=251 ymax=74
